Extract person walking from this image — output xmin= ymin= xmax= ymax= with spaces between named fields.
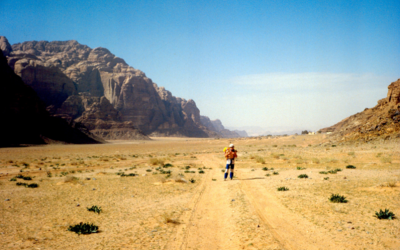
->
xmin=224 ymin=144 xmax=237 ymax=180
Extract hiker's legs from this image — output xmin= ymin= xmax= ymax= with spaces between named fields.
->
xmin=230 ymin=165 xmax=234 ymax=179
xmin=224 ymin=164 xmax=229 ymax=179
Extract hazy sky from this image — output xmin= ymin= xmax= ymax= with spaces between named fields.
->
xmin=2 ymin=0 xmax=400 ymax=133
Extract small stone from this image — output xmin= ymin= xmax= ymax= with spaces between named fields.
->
xmin=347 ymin=221 xmax=352 ymax=223
xmin=77 ymin=204 xmax=80 ymax=207
xmin=5 ymin=199 xmax=10 ymax=201
xmin=231 ymin=199 xmax=235 ymax=201
xmin=257 ymin=225 xmax=260 ymax=228
xmin=92 ymin=188 xmax=96 ymax=190
xmin=86 ymin=178 xmax=91 ymax=180
xmin=343 ymin=177 xmax=347 ymax=179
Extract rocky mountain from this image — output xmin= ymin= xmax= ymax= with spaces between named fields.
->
xmin=0 ymin=46 xmax=102 ymax=147
xmin=319 ymin=79 xmax=400 ymax=142
xmin=2 ymin=36 xmax=237 ymax=139
xmin=200 ymin=116 xmax=243 ymax=138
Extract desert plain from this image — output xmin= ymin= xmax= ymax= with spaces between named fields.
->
xmin=0 ymin=135 xmax=399 ymax=250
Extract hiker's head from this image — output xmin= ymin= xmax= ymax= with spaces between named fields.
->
xmin=229 ymin=144 xmax=234 ymax=148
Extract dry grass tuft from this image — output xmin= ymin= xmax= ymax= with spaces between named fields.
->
xmin=162 ymin=213 xmax=180 ymax=224
xmin=64 ymin=176 xmax=80 ymax=184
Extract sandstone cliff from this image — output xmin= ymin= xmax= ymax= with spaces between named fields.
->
xmin=319 ymin=79 xmax=400 ymax=142
xmin=0 ymin=48 xmax=102 ymax=147
xmin=4 ymin=37 xmax=224 ymax=138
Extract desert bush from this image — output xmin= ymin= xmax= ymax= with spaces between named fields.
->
xmin=149 ymin=158 xmax=164 ymax=166
xmin=22 ymin=176 xmax=32 ymax=180
xmin=9 ymin=177 xmax=16 ymax=181
xmin=185 ymin=166 xmax=191 ymax=170
xmin=277 ymin=186 xmax=289 ymax=191
xmin=27 ymin=183 xmax=38 ymax=188
xmin=273 ymin=171 xmax=279 ymax=175
xmin=380 ymin=156 xmax=392 ymax=164
xmin=189 ymin=178 xmax=195 ymax=183
xmin=296 ymin=167 xmax=306 ymax=170
xmin=272 ymin=145 xmax=278 ymax=147
xmin=47 ymin=171 xmax=52 ymax=177
xmin=15 ymin=174 xmax=24 ymax=179
xmin=87 ymin=205 xmax=102 ymax=214
xmin=146 ymin=169 xmax=152 ymax=172
xmin=68 ymin=222 xmax=99 ymax=234
xmin=324 ymin=177 xmax=329 ymax=180
xmin=346 ymin=165 xmax=356 ymax=169
xmin=328 ymin=170 xmax=337 ymax=174
xmin=162 ymin=213 xmax=180 ymax=224
xmin=319 ymin=171 xmax=328 ymax=174
xmin=199 ymin=170 xmax=205 ymax=174
xmin=375 ymin=209 xmax=395 ymax=220
xmin=262 ymin=167 xmax=268 ymax=171
xmin=60 ymin=171 xmax=69 ymax=176
xmin=298 ymin=174 xmax=308 ymax=179
xmin=255 ymin=156 xmax=265 ymax=164
xmin=163 ymin=163 xmax=173 ymax=168
xmin=335 ymin=168 xmax=342 ymax=172
xmin=311 ymin=158 xmax=320 ymax=164
xmin=329 ymin=194 xmax=347 ymax=203
xmin=16 ymin=182 xmax=27 ymax=186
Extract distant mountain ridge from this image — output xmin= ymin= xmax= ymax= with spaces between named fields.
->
xmin=1 ymin=36 xmax=243 ymax=139
xmin=319 ymin=79 xmax=400 ymax=142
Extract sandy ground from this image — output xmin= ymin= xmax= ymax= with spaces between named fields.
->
xmin=0 ymin=135 xmax=399 ymax=249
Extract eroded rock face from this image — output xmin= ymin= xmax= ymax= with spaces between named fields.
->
xmin=0 ymin=36 xmax=12 ymax=56
xmin=56 ymin=94 xmax=149 ymax=140
xmin=200 ymin=116 xmax=241 ymax=138
xmin=7 ymin=38 xmax=224 ymax=138
xmin=319 ymin=79 xmax=400 ymax=142
xmin=0 ymin=48 xmax=101 ymax=146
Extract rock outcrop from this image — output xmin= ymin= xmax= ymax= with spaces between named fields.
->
xmin=319 ymin=79 xmax=400 ymax=142
xmin=0 ymin=48 xmax=102 ymax=147
xmin=55 ymin=94 xmax=149 ymax=140
xmin=200 ymin=116 xmax=242 ymax=138
xmin=5 ymin=37 xmax=225 ymax=138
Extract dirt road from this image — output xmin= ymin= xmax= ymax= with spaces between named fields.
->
xmin=166 ymin=155 xmax=345 ymax=250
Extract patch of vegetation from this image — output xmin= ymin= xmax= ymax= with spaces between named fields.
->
xmin=262 ymin=167 xmax=269 ymax=171
xmin=47 ymin=171 xmax=52 ymax=177
xmin=212 ymin=179 xmax=217 ymax=181
xmin=265 ymin=174 xmax=271 ymax=177
xmin=346 ymin=165 xmax=356 ymax=169
xmin=121 ymin=173 xmax=136 ymax=177
xmin=87 ymin=205 xmax=102 ymax=214
xmin=163 ymin=163 xmax=173 ymax=168
xmin=273 ymin=171 xmax=279 ymax=175
xmin=298 ymin=174 xmax=308 ymax=179
xmin=27 ymin=183 xmax=38 ymax=188
xmin=68 ymin=222 xmax=99 ymax=234
xmin=324 ymin=177 xmax=329 ymax=180
xmin=9 ymin=177 xmax=16 ymax=181
xmin=16 ymin=182 xmax=27 ymax=186
xmin=296 ymin=167 xmax=306 ymax=170
xmin=328 ymin=170 xmax=337 ymax=174
xmin=60 ymin=171 xmax=69 ymax=176
xmin=277 ymin=186 xmax=289 ymax=191
xmin=335 ymin=168 xmax=342 ymax=172
xmin=199 ymin=170 xmax=205 ymax=174
xmin=380 ymin=156 xmax=392 ymax=164
xmin=329 ymin=194 xmax=347 ymax=203
xmin=319 ymin=171 xmax=328 ymax=174
xmin=375 ymin=209 xmax=395 ymax=220
xmin=22 ymin=176 xmax=32 ymax=180
xmin=185 ymin=166 xmax=191 ymax=170
xmin=146 ymin=169 xmax=152 ymax=172
xmin=189 ymin=178 xmax=195 ymax=183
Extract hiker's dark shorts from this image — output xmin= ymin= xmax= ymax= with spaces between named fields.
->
xmin=226 ymin=163 xmax=234 ymax=170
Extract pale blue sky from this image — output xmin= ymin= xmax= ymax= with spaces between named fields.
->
xmin=1 ymin=0 xmax=399 ymax=133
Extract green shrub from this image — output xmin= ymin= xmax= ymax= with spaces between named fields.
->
xmin=9 ymin=178 xmax=16 ymax=181
xmin=185 ymin=166 xmax=191 ymax=170
xmin=262 ymin=167 xmax=268 ymax=171
xmin=265 ymin=174 xmax=271 ymax=177
xmin=335 ymin=168 xmax=342 ymax=172
xmin=298 ymin=174 xmax=308 ymax=179
xmin=346 ymin=165 xmax=356 ymax=169
xmin=68 ymin=222 xmax=99 ymax=234
xmin=328 ymin=170 xmax=337 ymax=174
xmin=189 ymin=178 xmax=195 ymax=183
xmin=87 ymin=205 xmax=102 ymax=214
xmin=296 ymin=167 xmax=306 ymax=170
xmin=319 ymin=171 xmax=328 ymax=174
xmin=47 ymin=171 xmax=52 ymax=177
xmin=22 ymin=176 xmax=32 ymax=180
xmin=329 ymin=194 xmax=347 ymax=203
xmin=375 ymin=209 xmax=395 ymax=220
xmin=16 ymin=182 xmax=27 ymax=186
xmin=273 ymin=171 xmax=279 ymax=175
xmin=146 ymin=169 xmax=152 ymax=172
xmin=199 ymin=170 xmax=205 ymax=174
xmin=277 ymin=186 xmax=289 ymax=191
xmin=163 ymin=163 xmax=173 ymax=168
xmin=15 ymin=174 xmax=24 ymax=179
xmin=27 ymin=183 xmax=38 ymax=188
xmin=324 ymin=177 xmax=329 ymax=180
